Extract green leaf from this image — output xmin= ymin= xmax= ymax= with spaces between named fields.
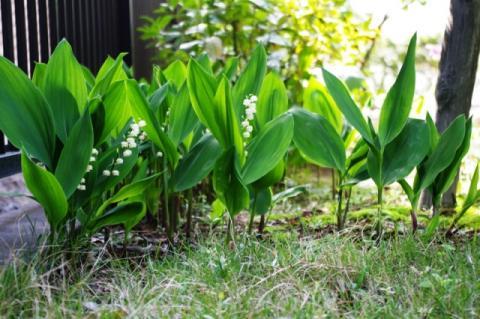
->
xmin=55 ymin=111 xmax=94 ymax=198
xmin=399 ymin=179 xmax=415 ymax=205
xmin=21 ymin=152 xmax=67 ymax=230
xmin=232 ymin=45 xmax=267 ymax=116
xmin=172 ymin=134 xmax=223 ymax=192
xmin=187 ymin=59 xmax=225 ymax=145
xmin=322 ymin=68 xmax=373 ymax=144
xmin=252 ymin=160 xmax=285 ymax=189
xmin=426 ymin=113 xmax=439 ymax=152
xmin=0 ymin=57 xmax=56 ymax=167
xmin=91 ymin=201 xmax=146 ymax=233
xmin=291 ymin=108 xmax=346 ymax=173
xmin=32 ymin=62 xmax=47 ymax=88
xmin=378 ymin=34 xmax=417 ymax=146
xmin=241 ymin=114 xmax=294 ymax=185
xmin=214 ymin=76 xmax=244 ymax=156
xmin=303 ymin=77 xmax=342 ymax=134
xmin=43 ymin=40 xmax=86 ymax=141
xmin=433 ymin=117 xmax=472 ymax=196
xmin=256 ymin=72 xmax=288 ymax=128
xmin=163 ymin=60 xmax=187 ymax=90
xmin=95 ymin=174 xmax=159 ymax=218
xmin=99 ymin=80 xmax=135 ymax=144
xmin=168 ymin=83 xmax=199 ymax=146
xmin=381 ymin=119 xmax=429 ymax=185
xmin=463 ymin=162 xmax=479 ymax=209
xmin=251 ymin=187 xmax=272 ymax=215
xmin=123 ymin=80 xmax=178 ymax=167
xmin=213 ymin=149 xmax=249 ymax=216
xmin=272 ymin=185 xmax=308 ymax=204
xmin=417 ymin=115 xmax=466 ymax=192
xmin=90 ymin=53 xmax=128 ymax=99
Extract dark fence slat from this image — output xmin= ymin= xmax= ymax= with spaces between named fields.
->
xmin=27 ymin=0 xmax=39 ymax=72
xmin=14 ymin=0 xmax=28 ymax=73
xmin=38 ymin=0 xmax=50 ymax=61
xmin=1 ymin=0 xmax=14 ymax=61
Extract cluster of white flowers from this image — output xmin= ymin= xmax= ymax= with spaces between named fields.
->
xmin=241 ymin=95 xmax=257 ymax=139
xmin=78 ymin=148 xmax=100 ymax=191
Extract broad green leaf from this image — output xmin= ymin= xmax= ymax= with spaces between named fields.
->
xmin=43 ymin=40 xmax=87 ymax=141
xmin=55 ymin=111 xmax=94 ymax=198
xmin=187 ymin=59 xmax=225 ymax=145
xmin=99 ymin=81 xmax=135 ymax=143
xmin=96 ymin=174 xmax=159 ymax=218
xmin=303 ymin=77 xmax=342 ymax=133
xmin=291 ymin=108 xmax=346 ymax=173
xmin=21 ymin=152 xmax=67 ymax=229
xmin=464 ymin=163 xmax=479 ymax=209
xmin=172 ymin=134 xmax=223 ymax=192
xmin=123 ymin=80 xmax=178 ymax=167
xmin=399 ymin=179 xmax=415 ymax=205
xmin=251 ymin=187 xmax=272 ymax=215
xmin=426 ymin=113 xmax=439 ymax=152
xmin=168 ymin=83 xmax=198 ymax=146
xmin=381 ymin=119 xmax=429 ymax=185
xmin=0 ymin=57 xmax=55 ymax=167
xmin=213 ymin=149 xmax=249 ymax=216
xmin=433 ymin=117 xmax=472 ymax=195
xmin=272 ymin=185 xmax=308 ymax=204
xmin=214 ymin=76 xmax=244 ymax=156
xmin=91 ymin=201 xmax=146 ymax=233
xmin=221 ymin=56 xmax=239 ymax=81
xmin=32 ymin=62 xmax=47 ymax=88
xmin=163 ymin=60 xmax=187 ymax=90
xmin=252 ymin=160 xmax=285 ymax=189
xmin=367 ymin=149 xmax=382 ymax=187
xmin=241 ymin=113 xmax=294 ymax=184
xmin=322 ymin=68 xmax=373 ymax=144
xmin=232 ymin=45 xmax=267 ymax=116
xmin=256 ymin=72 xmax=288 ymax=128
xmin=417 ymin=115 xmax=466 ymax=192
xmin=90 ymin=53 xmax=128 ymax=99
xmin=378 ymin=34 xmax=417 ymax=146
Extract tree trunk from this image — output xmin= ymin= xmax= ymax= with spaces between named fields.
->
xmin=422 ymin=0 xmax=480 ymax=209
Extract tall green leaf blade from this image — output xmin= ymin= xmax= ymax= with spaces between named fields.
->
xmin=21 ymin=153 xmax=67 ymax=229
xmin=43 ymin=41 xmax=87 ymax=132
xmin=91 ymin=201 xmax=146 ymax=233
xmin=187 ymin=59 xmax=226 ymax=147
xmin=232 ymin=45 xmax=267 ymax=116
xmin=378 ymin=34 xmax=417 ymax=146
xmin=256 ymin=72 xmax=289 ymax=128
xmin=124 ymin=80 xmax=178 ymax=166
xmin=417 ymin=115 xmax=466 ymax=192
xmin=434 ymin=117 xmax=472 ymax=195
xmin=291 ymin=108 xmax=346 ymax=173
xmin=0 ymin=57 xmax=55 ymax=167
xmin=213 ymin=149 xmax=249 ymax=216
xmin=241 ymin=113 xmax=294 ymax=185
xmin=55 ymin=111 xmax=94 ymax=198
xmin=303 ymin=78 xmax=342 ymax=134
xmin=90 ymin=53 xmax=128 ymax=99
xmin=163 ymin=60 xmax=187 ymax=90
xmin=322 ymin=68 xmax=373 ymax=144
xmin=168 ymin=83 xmax=199 ymax=146
xmin=381 ymin=119 xmax=429 ymax=185
xmin=172 ymin=134 xmax=223 ymax=192
xmin=215 ymin=76 xmax=244 ymax=156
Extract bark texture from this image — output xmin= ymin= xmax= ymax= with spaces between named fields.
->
xmin=422 ymin=0 xmax=480 ymax=209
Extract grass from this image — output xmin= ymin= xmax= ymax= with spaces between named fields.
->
xmin=1 ymin=232 xmax=479 ymax=318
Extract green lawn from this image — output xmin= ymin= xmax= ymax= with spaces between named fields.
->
xmin=1 ymin=232 xmax=479 ymax=318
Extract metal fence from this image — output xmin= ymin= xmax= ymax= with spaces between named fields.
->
xmin=0 ymin=0 xmax=132 ymax=178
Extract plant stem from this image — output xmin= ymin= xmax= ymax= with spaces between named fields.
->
xmin=186 ymin=189 xmax=193 ymax=239
xmin=335 ymin=188 xmax=344 ymax=231
xmin=342 ymin=188 xmax=352 ymax=228
xmin=376 ymin=186 xmax=384 ymax=236
xmin=258 ymin=214 xmax=266 ymax=234
xmin=411 ymin=207 xmax=418 ymax=233
xmin=163 ymin=156 xmax=173 ymax=243
xmin=447 ymin=207 xmax=468 ymax=235
xmin=248 ymin=191 xmax=257 ymax=234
